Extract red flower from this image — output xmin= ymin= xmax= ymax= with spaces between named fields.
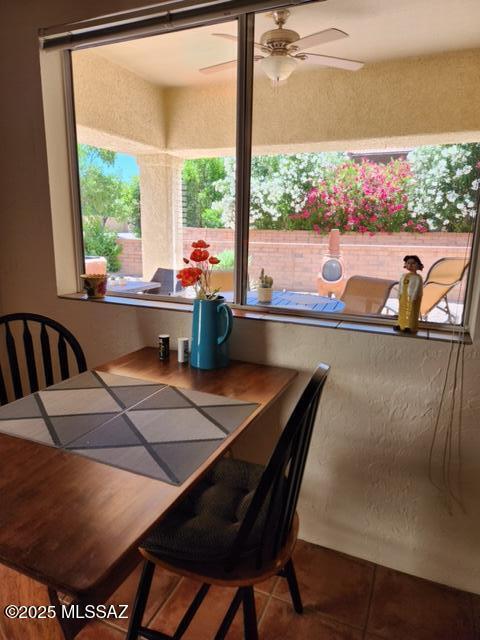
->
xmin=176 ymin=267 xmax=202 ymax=287
xmin=208 ymin=256 xmax=220 ymax=264
xmin=190 ymin=249 xmax=209 ymax=262
xmin=192 ymin=240 xmax=210 ymax=249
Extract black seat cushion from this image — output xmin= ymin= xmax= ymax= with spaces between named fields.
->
xmin=143 ymin=457 xmax=266 ymax=565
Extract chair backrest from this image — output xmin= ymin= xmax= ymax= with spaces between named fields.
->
xmin=341 ymin=275 xmax=397 ymax=315
xmin=420 ymin=282 xmax=450 ymax=317
xmin=226 ymin=363 xmax=330 ymax=571
xmin=150 ymin=268 xmax=182 ymax=294
xmin=420 ymin=258 xmax=470 ymax=317
xmin=0 ymin=313 xmax=87 ymax=405
xmin=424 ymin=258 xmax=469 ymax=286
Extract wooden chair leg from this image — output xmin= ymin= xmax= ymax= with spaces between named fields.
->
xmin=172 ymin=582 xmax=210 ymax=639
xmin=241 ymin=586 xmax=258 ymax=640
xmin=126 ymin=560 xmax=155 ymax=640
xmin=283 ymin=559 xmax=303 ymax=614
xmin=214 ymin=587 xmax=243 ymax=640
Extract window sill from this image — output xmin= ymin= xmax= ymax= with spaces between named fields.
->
xmin=59 ymin=293 xmax=472 ymax=345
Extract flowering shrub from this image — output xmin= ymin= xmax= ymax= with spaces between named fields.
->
xmin=183 ymin=144 xmax=480 ymax=234
xmin=176 ymin=240 xmax=222 ymax=299
xmin=406 ymin=144 xmax=480 ymax=232
xmin=212 ymin=153 xmax=348 ymax=229
xmin=290 ymin=159 xmax=428 ymax=234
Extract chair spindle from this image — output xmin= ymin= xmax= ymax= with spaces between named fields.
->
xmin=22 ymin=320 xmax=39 ymax=393
xmin=40 ymin=324 xmax=54 ymax=387
xmin=57 ymin=334 xmax=69 ymax=380
xmin=5 ymin=322 xmax=23 ymax=400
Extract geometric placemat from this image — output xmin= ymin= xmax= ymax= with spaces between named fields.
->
xmin=0 ymin=370 xmax=259 ymax=485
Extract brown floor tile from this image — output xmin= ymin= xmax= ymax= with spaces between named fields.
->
xmin=471 ymin=594 xmax=480 ymax=637
xmin=149 ymin=578 xmax=267 ymax=639
xmin=76 ymin=621 xmax=125 ymax=639
xmin=106 ymin=561 xmax=180 ymax=630
xmin=255 ymin=575 xmax=279 ymax=595
xmin=367 ymin=566 xmax=475 ymax=640
xmin=273 ymin=540 xmax=374 ymax=629
xmin=260 ymin=598 xmax=363 ymax=640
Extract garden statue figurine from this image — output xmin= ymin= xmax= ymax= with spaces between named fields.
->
xmin=394 ymin=255 xmax=424 ymax=333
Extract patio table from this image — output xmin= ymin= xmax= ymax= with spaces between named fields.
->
xmin=106 ymin=280 xmax=161 ymax=294
xmin=0 ymin=347 xmax=297 ymax=639
xmin=247 ymin=290 xmax=345 ymax=312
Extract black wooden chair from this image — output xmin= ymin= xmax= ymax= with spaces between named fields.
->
xmin=0 ymin=313 xmax=87 ymax=405
xmin=126 ymin=363 xmax=330 ymax=640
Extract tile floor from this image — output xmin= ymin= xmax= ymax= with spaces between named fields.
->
xmin=76 ymin=539 xmax=480 ymax=640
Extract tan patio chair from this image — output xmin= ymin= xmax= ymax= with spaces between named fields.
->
xmin=420 ymin=258 xmax=469 ymax=321
xmin=341 ymin=275 xmax=398 ymax=315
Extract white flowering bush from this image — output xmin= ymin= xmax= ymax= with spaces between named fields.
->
xmin=407 ymin=144 xmax=480 ymax=231
xmin=212 ymin=153 xmax=347 ymax=229
xmin=183 ymin=144 xmax=480 ymax=233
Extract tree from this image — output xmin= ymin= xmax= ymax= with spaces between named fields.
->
xmin=182 ymin=158 xmax=226 ymax=227
xmin=124 ymin=175 xmax=141 ymax=237
xmin=77 ymin=144 xmax=140 ymax=271
xmin=407 ymin=144 xmax=480 ymax=232
xmin=83 ymin=217 xmax=122 ymax=272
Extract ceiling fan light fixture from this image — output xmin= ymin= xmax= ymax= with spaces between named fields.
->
xmin=260 ymin=55 xmax=297 ymax=85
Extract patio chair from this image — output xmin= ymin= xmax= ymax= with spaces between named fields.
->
xmin=126 ymin=363 xmax=330 ymax=640
xmin=0 ymin=313 xmax=87 ymax=405
xmin=149 ymin=268 xmax=182 ymax=295
xmin=420 ymin=258 xmax=469 ymax=322
xmin=340 ymin=275 xmax=398 ymax=315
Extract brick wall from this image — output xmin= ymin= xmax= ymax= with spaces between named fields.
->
xmin=117 ymin=230 xmax=471 ymax=293
xmin=116 ymin=235 xmax=142 ymax=277
xmin=182 ymin=229 xmax=471 ymax=292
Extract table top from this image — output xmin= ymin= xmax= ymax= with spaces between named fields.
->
xmin=0 ymin=348 xmax=297 ymax=601
xmin=246 ymin=290 xmax=345 ymax=312
xmin=107 ymin=280 xmax=161 ymax=294
xmin=0 ymin=370 xmax=260 ymax=485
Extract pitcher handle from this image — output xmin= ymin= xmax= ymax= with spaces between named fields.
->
xmin=217 ymin=303 xmax=233 ymax=345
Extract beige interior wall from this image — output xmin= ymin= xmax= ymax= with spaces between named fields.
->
xmin=1 ymin=0 xmax=480 ymax=596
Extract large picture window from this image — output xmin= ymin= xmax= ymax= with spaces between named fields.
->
xmin=64 ymin=0 xmax=479 ymax=330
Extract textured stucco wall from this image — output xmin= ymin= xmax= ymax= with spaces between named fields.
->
xmin=72 ymin=47 xmax=480 ymax=157
xmin=166 ymin=48 xmax=480 ymax=155
xmin=1 ymin=0 xmax=480 ymax=596
xmin=72 ymin=50 xmax=166 ymax=154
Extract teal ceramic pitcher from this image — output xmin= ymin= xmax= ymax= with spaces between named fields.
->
xmin=190 ymin=297 xmax=233 ymax=370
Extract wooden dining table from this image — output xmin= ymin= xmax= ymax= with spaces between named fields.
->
xmin=0 ymin=347 xmax=297 ymax=639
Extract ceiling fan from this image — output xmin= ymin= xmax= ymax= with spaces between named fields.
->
xmin=199 ymin=9 xmax=364 ymax=84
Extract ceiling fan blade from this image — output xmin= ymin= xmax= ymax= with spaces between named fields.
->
xmin=199 ymin=59 xmax=238 ymax=74
xmin=303 ymin=53 xmax=364 ymax=71
xmin=212 ymin=33 xmax=265 ymax=51
xmin=292 ymin=28 xmax=348 ymax=51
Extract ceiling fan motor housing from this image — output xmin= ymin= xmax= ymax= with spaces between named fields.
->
xmin=260 ymin=28 xmax=300 ymax=51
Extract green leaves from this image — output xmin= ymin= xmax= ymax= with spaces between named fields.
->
xmin=77 ymin=143 xmax=140 ymax=271
xmin=83 ymin=217 xmax=122 ymax=272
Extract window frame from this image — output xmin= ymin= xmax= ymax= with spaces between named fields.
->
xmin=57 ymin=0 xmax=480 ymax=335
